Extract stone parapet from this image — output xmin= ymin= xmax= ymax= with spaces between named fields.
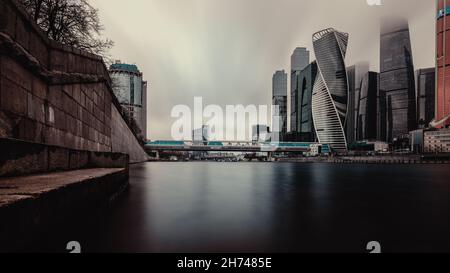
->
xmin=0 ymin=0 xmax=149 ymax=163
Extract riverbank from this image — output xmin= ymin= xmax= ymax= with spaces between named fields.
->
xmin=0 ymin=168 xmax=129 ymax=252
xmin=149 ymin=155 xmax=450 ymax=164
xmin=279 ymin=155 xmax=450 ymax=164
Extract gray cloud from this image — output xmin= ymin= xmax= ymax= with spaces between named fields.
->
xmin=92 ymin=0 xmax=435 ymax=140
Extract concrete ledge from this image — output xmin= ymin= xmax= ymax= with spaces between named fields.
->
xmin=0 ymin=168 xmax=129 ymax=252
xmin=0 ymin=138 xmax=129 ymax=177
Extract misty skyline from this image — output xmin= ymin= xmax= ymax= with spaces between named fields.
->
xmin=92 ymin=0 xmax=435 ymax=140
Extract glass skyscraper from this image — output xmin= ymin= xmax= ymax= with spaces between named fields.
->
xmin=379 ymin=18 xmax=416 ymax=142
xmin=416 ymin=68 xmax=436 ymax=128
xmin=252 ymin=125 xmax=270 ymax=143
xmin=290 ymin=48 xmax=310 ymax=133
xmin=435 ymin=0 xmax=450 ymax=128
xmin=312 ymin=28 xmax=349 ymax=152
xmin=297 ymin=61 xmax=317 ymax=142
xmin=272 ymin=70 xmax=288 ymax=140
xmin=109 ymin=61 xmax=148 ymax=139
xmin=346 ymin=62 xmax=369 ymax=144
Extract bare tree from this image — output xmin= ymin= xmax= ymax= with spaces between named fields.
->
xmin=19 ymin=0 xmax=113 ymax=59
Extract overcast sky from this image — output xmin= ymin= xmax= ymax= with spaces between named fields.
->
xmin=92 ymin=0 xmax=435 ymax=140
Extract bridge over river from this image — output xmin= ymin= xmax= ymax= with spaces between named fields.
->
xmin=144 ymin=140 xmax=331 ymax=154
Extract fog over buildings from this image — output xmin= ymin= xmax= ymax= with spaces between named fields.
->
xmin=92 ymin=0 xmax=435 ymax=140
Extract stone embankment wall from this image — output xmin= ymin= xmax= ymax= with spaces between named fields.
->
xmin=0 ymin=0 xmax=149 ymax=164
xmin=0 ymin=138 xmax=129 ymax=177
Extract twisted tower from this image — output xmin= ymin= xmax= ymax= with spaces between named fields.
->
xmin=312 ymin=28 xmax=349 ymax=152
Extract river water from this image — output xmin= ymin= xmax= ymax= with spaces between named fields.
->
xmin=40 ymin=162 xmax=450 ymax=252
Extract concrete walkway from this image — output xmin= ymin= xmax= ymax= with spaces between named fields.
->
xmin=0 ymin=168 xmax=129 ymax=252
xmin=0 ymin=168 xmax=126 ymax=208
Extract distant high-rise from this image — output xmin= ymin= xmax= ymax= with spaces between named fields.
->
xmin=109 ymin=61 xmax=148 ymax=139
xmin=379 ymin=18 xmax=416 ymax=142
xmin=272 ymin=70 xmax=288 ymax=140
xmin=273 ymin=70 xmax=288 ymax=97
xmin=435 ymin=1 xmax=450 ymax=128
xmin=357 ymin=72 xmax=379 ymax=141
xmin=192 ymin=125 xmax=209 ymax=145
xmin=297 ymin=61 xmax=317 ymax=142
xmin=312 ymin=28 xmax=349 ymax=152
xmin=252 ymin=125 xmax=270 ymax=143
xmin=290 ymin=48 xmax=310 ymax=133
xmin=416 ymin=68 xmax=436 ymax=128
xmin=291 ymin=47 xmax=310 ymax=72
xmin=346 ymin=62 xmax=369 ymax=144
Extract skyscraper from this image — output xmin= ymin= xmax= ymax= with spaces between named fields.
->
xmin=379 ymin=18 xmax=416 ymax=142
xmin=297 ymin=61 xmax=317 ymax=142
xmin=357 ymin=72 xmax=379 ymax=141
xmin=435 ymin=1 xmax=450 ymax=128
xmin=192 ymin=125 xmax=210 ymax=145
xmin=291 ymin=47 xmax=310 ymax=72
xmin=312 ymin=28 xmax=349 ymax=152
xmin=252 ymin=125 xmax=270 ymax=143
xmin=109 ymin=61 xmax=148 ymax=139
xmin=346 ymin=62 xmax=369 ymax=144
xmin=273 ymin=70 xmax=288 ymax=141
xmin=290 ymin=48 xmax=310 ymax=133
xmin=416 ymin=68 xmax=436 ymax=128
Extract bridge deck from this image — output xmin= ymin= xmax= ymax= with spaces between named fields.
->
xmin=145 ymin=145 xmax=310 ymax=153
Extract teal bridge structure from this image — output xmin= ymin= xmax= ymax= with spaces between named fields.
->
xmin=145 ymin=140 xmax=331 ymax=155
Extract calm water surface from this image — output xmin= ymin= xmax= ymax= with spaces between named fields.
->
xmin=42 ymin=162 xmax=450 ymax=252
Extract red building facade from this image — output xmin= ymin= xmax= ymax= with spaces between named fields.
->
xmin=436 ymin=0 xmax=450 ymax=128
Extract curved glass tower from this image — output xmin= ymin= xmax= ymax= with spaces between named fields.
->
xmin=312 ymin=28 xmax=349 ymax=152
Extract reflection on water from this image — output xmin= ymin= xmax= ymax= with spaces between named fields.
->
xmin=42 ymin=162 xmax=450 ymax=252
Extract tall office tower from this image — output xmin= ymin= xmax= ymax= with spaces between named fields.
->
xmin=192 ymin=125 xmax=210 ymax=145
xmin=435 ymin=1 xmax=450 ymax=128
xmin=379 ymin=18 xmax=416 ymax=142
xmin=297 ymin=61 xmax=318 ymax=142
xmin=252 ymin=125 xmax=270 ymax=143
xmin=109 ymin=61 xmax=148 ymax=139
xmin=273 ymin=70 xmax=288 ymax=141
xmin=291 ymin=47 xmax=310 ymax=72
xmin=312 ymin=28 xmax=349 ymax=152
xmin=416 ymin=68 xmax=436 ymax=128
xmin=290 ymin=48 xmax=310 ymax=132
xmin=357 ymin=72 xmax=379 ymax=141
xmin=346 ymin=62 xmax=370 ymax=144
